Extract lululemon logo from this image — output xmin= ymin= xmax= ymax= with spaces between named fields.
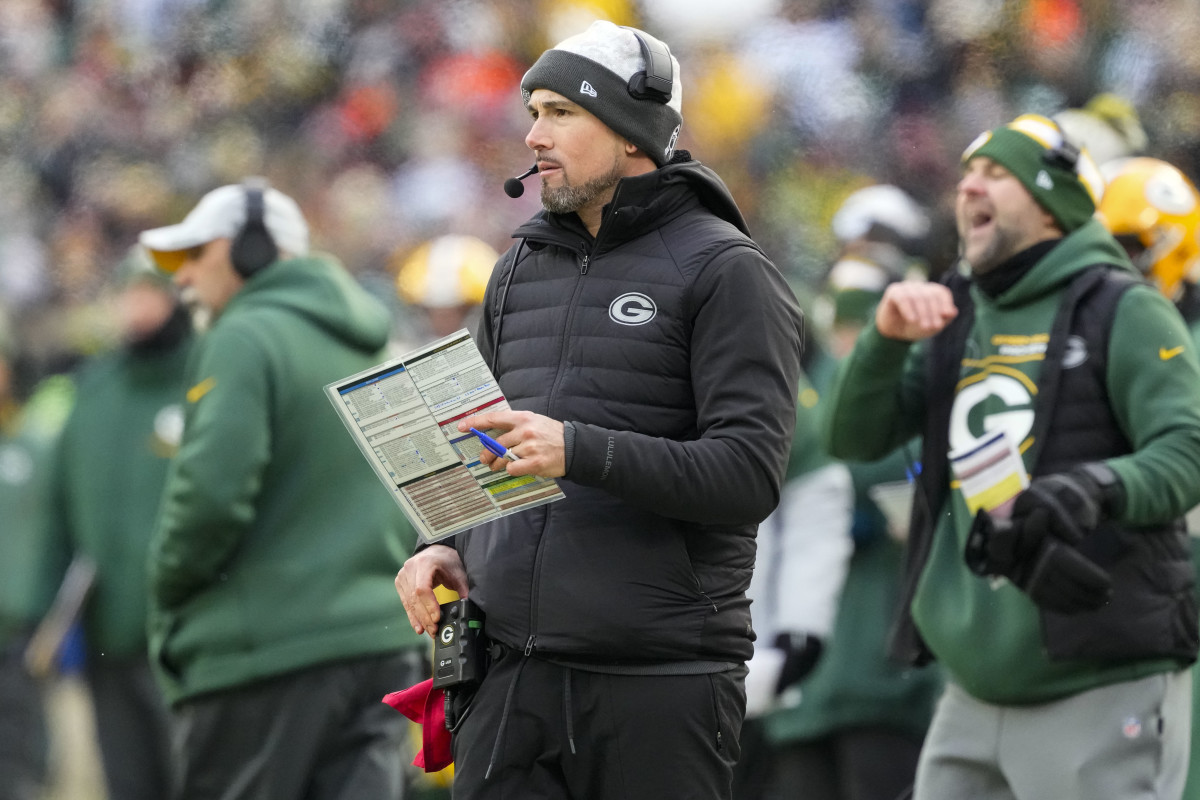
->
xmin=609 ymin=292 xmax=657 ymax=325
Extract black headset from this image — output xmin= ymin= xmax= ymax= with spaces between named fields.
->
xmin=1041 ymin=118 xmax=1081 ymax=173
xmin=230 ymin=178 xmax=279 ymax=279
xmin=623 ymin=27 xmax=673 ymax=104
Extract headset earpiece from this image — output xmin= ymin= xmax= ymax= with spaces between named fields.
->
xmin=230 ymin=179 xmax=279 ymax=279
xmin=1043 ymin=140 xmax=1081 ymax=172
xmin=623 ymin=28 xmax=673 ymax=104
xmin=1042 ymin=118 xmax=1081 ymax=173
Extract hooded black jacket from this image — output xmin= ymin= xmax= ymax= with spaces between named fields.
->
xmin=461 ymin=153 xmax=804 ymax=666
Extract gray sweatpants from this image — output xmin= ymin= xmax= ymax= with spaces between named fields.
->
xmin=914 ymin=670 xmax=1192 ymax=800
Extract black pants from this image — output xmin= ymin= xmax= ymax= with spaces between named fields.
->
xmin=87 ymin=655 xmax=173 ymax=800
xmin=764 ymin=726 xmax=923 ymax=800
xmin=451 ymin=651 xmax=747 ymax=800
xmin=0 ymin=647 xmax=47 ymax=800
xmin=171 ymin=651 xmax=423 ymax=800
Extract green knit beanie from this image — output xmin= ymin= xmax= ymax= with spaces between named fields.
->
xmin=962 ymin=114 xmax=1103 ymax=233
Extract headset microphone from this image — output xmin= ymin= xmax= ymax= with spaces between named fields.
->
xmin=503 ymin=164 xmax=539 ymax=198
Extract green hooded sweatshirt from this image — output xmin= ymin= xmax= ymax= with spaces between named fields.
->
xmin=824 ymin=219 xmax=1200 ymax=704
xmin=44 ymin=316 xmax=193 ymax=658
xmin=0 ymin=407 xmax=59 ymax=647
xmin=148 ymin=255 xmax=423 ymax=705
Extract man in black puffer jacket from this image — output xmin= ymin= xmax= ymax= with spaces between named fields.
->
xmin=396 ymin=20 xmax=804 ymax=800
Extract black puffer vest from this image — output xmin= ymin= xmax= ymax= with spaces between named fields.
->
xmin=461 ymin=156 xmax=802 ymax=666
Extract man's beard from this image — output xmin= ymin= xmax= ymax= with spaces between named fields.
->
xmin=541 ymin=162 xmax=623 ymax=216
xmin=961 ymin=222 xmax=1023 ymax=275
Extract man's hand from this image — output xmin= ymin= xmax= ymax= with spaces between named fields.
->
xmin=395 ymin=545 xmax=469 ymax=637
xmin=964 ymin=464 xmax=1124 ymax=614
xmin=773 ymin=632 xmax=824 ymax=694
xmin=459 ymin=410 xmax=566 ymax=478
xmin=875 ymin=281 xmax=958 ymax=341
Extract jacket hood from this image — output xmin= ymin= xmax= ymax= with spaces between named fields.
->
xmin=989 ymin=218 xmax=1138 ymax=308
xmin=514 ymin=150 xmax=750 ymax=246
xmin=642 ymin=150 xmax=750 ymax=235
xmin=222 ymin=254 xmax=390 ymax=352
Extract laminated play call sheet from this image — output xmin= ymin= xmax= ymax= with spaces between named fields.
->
xmin=326 ymin=329 xmax=565 ymax=543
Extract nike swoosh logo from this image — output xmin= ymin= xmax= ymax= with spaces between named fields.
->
xmin=1160 ymin=346 xmax=1186 ymax=361
xmin=187 ymin=376 xmax=217 ymax=403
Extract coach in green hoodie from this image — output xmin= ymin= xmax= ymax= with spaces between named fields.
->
xmin=140 ymin=179 xmax=424 ymax=800
xmin=824 ymin=114 xmax=1200 ymax=800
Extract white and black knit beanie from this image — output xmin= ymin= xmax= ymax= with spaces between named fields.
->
xmin=521 ymin=20 xmax=683 ymax=166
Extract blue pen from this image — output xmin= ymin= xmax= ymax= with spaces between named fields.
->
xmin=470 ymin=427 xmax=520 ymax=461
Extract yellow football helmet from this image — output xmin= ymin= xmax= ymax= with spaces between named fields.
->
xmin=1096 ymin=157 xmax=1200 ymax=301
xmin=394 ymin=235 xmax=498 ymax=308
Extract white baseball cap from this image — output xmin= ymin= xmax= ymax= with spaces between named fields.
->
xmin=139 ymin=182 xmax=310 ymax=273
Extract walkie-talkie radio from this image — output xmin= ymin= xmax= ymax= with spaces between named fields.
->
xmin=432 ymin=598 xmax=486 ymax=689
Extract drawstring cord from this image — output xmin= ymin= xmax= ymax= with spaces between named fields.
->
xmin=484 ymin=656 xmax=527 ymax=780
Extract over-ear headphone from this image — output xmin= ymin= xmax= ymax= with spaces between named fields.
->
xmin=1041 ymin=117 xmax=1081 ymax=173
xmin=230 ymin=178 xmax=279 ymax=279
xmin=623 ymin=27 xmax=673 ymax=104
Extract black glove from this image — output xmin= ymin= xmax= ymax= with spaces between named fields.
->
xmin=965 ymin=510 xmax=1113 ymax=613
xmin=1007 ymin=463 xmax=1124 ymax=547
xmin=964 ymin=464 xmax=1122 ymax=614
xmin=773 ymin=632 xmax=823 ymax=694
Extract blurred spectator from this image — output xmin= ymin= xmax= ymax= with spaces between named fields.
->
xmin=41 ymin=247 xmax=192 ymax=800
xmin=746 ymin=187 xmax=943 ymax=800
xmin=1054 ymin=93 xmax=1148 ymax=167
xmin=738 ymin=367 xmax=854 ymax=800
xmin=1096 ymin=156 xmax=1200 ymax=800
xmin=0 ymin=324 xmax=64 ymax=800
xmin=391 ymin=233 xmax=497 ymax=350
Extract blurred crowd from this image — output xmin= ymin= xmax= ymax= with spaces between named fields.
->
xmin=1 ymin=0 xmax=1199 ymax=393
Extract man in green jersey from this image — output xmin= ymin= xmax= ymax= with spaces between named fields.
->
xmin=824 ymin=114 xmax=1200 ymax=800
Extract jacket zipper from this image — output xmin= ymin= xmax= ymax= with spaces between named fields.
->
xmin=527 ymin=508 xmax=550 ymax=654
xmin=528 ymin=192 xmax=620 ymax=656
xmin=529 ymin=249 xmax=588 ymax=647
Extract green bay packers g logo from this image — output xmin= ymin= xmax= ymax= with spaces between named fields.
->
xmin=0 ymin=444 xmax=33 ymax=486
xmin=949 ymin=373 xmax=1035 ymax=453
xmin=609 ymin=293 xmax=657 ymax=325
xmin=439 ymin=624 xmax=455 ymax=645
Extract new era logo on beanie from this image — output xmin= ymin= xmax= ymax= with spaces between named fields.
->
xmin=521 ymin=20 xmax=683 ymax=166
xmin=962 ymin=113 xmax=1105 ymax=233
